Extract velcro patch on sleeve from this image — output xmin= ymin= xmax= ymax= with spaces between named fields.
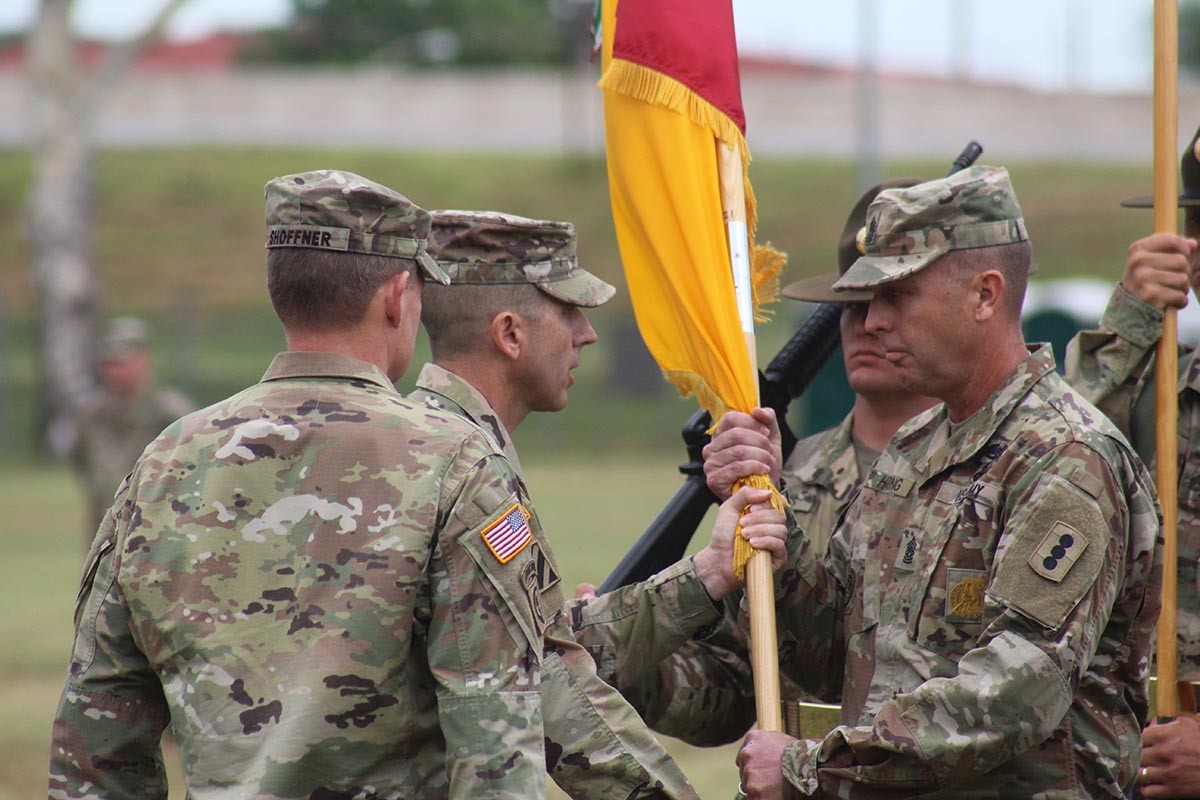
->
xmin=989 ymin=472 xmax=1110 ymax=631
xmin=1028 ymin=521 xmax=1089 ymax=583
xmin=481 ymin=503 xmax=532 ymax=563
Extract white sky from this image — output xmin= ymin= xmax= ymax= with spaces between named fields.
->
xmin=0 ymin=0 xmax=1161 ymax=93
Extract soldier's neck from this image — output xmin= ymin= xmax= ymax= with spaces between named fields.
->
xmin=852 ymin=392 xmax=937 ymax=451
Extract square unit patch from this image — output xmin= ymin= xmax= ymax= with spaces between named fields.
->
xmin=1029 ymin=521 xmax=1089 ymax=583
xmin=481 ymin=503 xmax=532 ymax=563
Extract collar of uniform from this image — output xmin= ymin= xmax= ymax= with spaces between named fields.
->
xmin=895 ymin=343 xmax=1057 ymax=478
xmin=412 ymin=363 xmax=524 ymax=478
xmin=786 ymin=412 xmax=860 ymax=500
xmin=259 ymin=351 xmax=396 ymax=392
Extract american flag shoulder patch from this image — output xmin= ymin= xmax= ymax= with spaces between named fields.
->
xmin=481 ymin=503 xmax=532 ymax=563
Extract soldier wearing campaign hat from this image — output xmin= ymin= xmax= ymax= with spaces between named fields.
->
xmin=412 ymin=209 xmax=790 ymax=796
xmin=49 ymin=171 xmax=745 ymax=799
xmin=1066 ymin=125 xmax=1200 ymax=796
xmin=70 ymin=316 xmax=193 ymax=539
xmin=719 ymin=166 xmax=1161 ymax=798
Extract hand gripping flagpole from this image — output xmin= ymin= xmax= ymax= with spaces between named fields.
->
xmin=1153 ymin=0 xmax=1180 ymax=718
xmin=718 ymin=141 xmax=784 ymax=732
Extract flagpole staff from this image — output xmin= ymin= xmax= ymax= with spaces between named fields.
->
xmin=1153 ymin=0 xmax=1180 ymax=719
xmin=718 ymin=141 xmax=784 ymax=733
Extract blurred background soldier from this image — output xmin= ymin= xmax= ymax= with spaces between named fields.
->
xmin=1065 ymin=124 xmax=1200 ymax=798
xmin=69 ymin=315 xmax=192 ymax=541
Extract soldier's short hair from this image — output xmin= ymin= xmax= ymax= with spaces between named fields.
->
xmin=267 ymin=248 xmax=417 ymax=332
xmin=421 ymin=282 xmax=548 ymax=361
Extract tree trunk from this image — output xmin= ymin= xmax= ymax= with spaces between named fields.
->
xmin=24 ymin=0 xmax=190 ymax=458
xmin=26 ymin=0 xmax=100 ymax=458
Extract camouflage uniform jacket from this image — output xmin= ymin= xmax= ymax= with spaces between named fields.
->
xmin=71 ymin=384 xmax=193 ymax=535
xmin=52 ymin=352 xmax=579 ymax=800
xmin=1065 ymin=283 xmax=1200 ymax=680
xmin=775 ymin=345 xmax=1161 ymax=799
xmin=570 ymin=413 xmax=866 ymax=747
xmin=411 ymin=363 xmax=701 ymax=799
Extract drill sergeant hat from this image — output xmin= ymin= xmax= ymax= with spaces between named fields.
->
xmin=1120 ymin=123 xmax=1200 ymax=209
xmin=264 ymin=170 xmax=450 ymax=285
xmin=782 ymin=177 xmax=922 ymax=303
xmin=428 ymin=210 xmax=615 ymax=308
xmin=833 ymin=165 xmax=1029 ymax=291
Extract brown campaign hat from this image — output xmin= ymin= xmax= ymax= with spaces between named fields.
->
xmin=781 ymin=177 xmax=922 ymax=303
xmin=1120 ymin=124 xmax=1200 ymax=209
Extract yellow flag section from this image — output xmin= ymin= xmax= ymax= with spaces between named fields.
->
xmin=598 ymin=0 xmax=784 ymax=422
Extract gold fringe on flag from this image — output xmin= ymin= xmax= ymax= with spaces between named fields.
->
xmin=731 ymin=473 xmax=789 ymax=581
xmin=600 ymin=57 xmax=785 ymax=321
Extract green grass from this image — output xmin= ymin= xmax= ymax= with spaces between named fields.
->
xmin=0 ymin=458 xmax=740 ymax=800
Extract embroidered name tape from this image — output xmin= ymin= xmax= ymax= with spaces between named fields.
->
xmin=482 ymin=503 xmax=532 ymax=563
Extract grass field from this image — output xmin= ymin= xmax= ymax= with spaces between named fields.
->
xmin=0 ymin=457 xmax=743 ymax=799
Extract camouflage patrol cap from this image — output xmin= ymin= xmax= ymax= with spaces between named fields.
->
xmin=428 ymin=210 xmax=615 ymax=308
xmin=263 ymin=170 xmax=450 ymax=285
xmin=782 ymin=177 xmax=921 ymax=303
xmin=102 ymin=316 xmax=149 ymax=359
xmin=833 ymin=165 xmax=1028 ymax=291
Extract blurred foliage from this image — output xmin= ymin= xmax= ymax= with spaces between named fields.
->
xmin=246 ymin=0 xmax=594 ymax=67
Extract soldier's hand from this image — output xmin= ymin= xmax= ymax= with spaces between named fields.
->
xmin=574 ymin=583 xmax=597 ymax=600
xmin=703 ymin=408 xmax=783 ymax=501
xmin=1121 ymin=233 xmax=1199 ymax=310
xmin=693 ymin=487 xmax=787 ymax=601
xmin=736 ymin=729 xmax=794 ymax=800
xmin=1140 ymin=714 xmax=1200 ymax=797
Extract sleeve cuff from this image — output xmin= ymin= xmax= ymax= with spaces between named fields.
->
xmin=1103 ymin=283 xmax=1165 ymax=350
xmin=782 ymin=737 xmax=824 ymax=796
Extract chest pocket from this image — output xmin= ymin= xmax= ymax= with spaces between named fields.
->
xmin=906 ymin=480 xmax=998 ymax=653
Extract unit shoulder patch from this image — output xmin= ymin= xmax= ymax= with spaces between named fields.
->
xmin=1028 ymin=521 xmax=1089 ymax=583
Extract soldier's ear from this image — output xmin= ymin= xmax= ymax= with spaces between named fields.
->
xmin=382 ymin=271 xmax=412 ymax=329
xmin=972 ymin=270 xmax=1004 ymax=322
xmin=491 ymin=311 xmax=524 ymax=361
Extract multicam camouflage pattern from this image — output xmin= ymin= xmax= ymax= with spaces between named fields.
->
xmin=264 ymin=169 xmax=449 ymax=284
xmin=410 ymin=362 xmax=700 ymax=800
xmin=52 ymin=351 xmax=557 ymax=799
xmin=566 ymin=415 xmax=865 ymax=746
xmin=428 ymin=210 xmax=615 ymax=307
xmin=833 ymin=166 xmax=1029 ymax=291
xmin=70 ymin=384 xmax=192 ymax=537
xmin=1066 ymin=283 xmax=1200 ymax=681
xmin=773 ymin=346 xmax=1161 ymax=798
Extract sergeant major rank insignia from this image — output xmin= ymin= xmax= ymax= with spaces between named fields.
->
xmin=482 ymin=503 xmax=532 ymax=563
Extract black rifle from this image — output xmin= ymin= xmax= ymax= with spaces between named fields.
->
xmin=598 ymin=141 xmax=984 ymax=593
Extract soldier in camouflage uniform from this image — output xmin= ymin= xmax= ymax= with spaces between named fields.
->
xmin=414 ymin=209 xmax=788 ymax=797
xmin=717 ymin=166 xmax=1162 ymax=798
xmin=1064 ymin=125 xmax=1200 ymax=798
xmin=569 ymin=180 xmax=940 ymax=747
xmin=49 ymin=170 xmax=750 ymax=800
xmin=70 ymin=316 xmax=193 ymax=540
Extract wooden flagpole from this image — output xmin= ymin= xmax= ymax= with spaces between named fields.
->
xmin=718 ymin=141 xmax=783 ymax=732
xmin=1153 ymin=0 xmax=1180 ymax=718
